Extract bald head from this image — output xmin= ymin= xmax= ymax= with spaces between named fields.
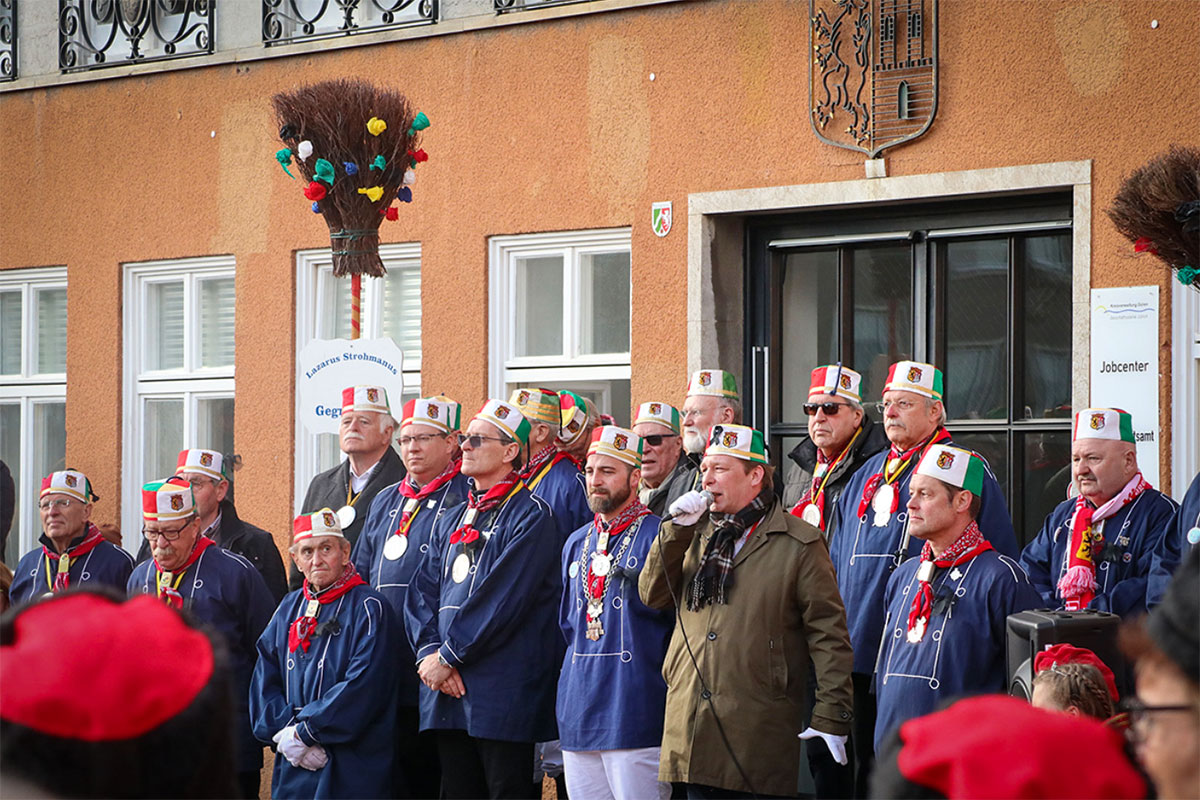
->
xmin=1072 ymin=437 xmax=1138 ymax=505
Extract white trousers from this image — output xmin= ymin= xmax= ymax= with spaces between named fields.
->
xmin=562 ymin=747 xmax=671 ymax=800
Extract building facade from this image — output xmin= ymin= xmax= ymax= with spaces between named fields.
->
xmin=2 ymin=0 xmax=1198 ymax=563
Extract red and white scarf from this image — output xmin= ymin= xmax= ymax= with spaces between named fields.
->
xmin=1058 ymin=472 xmax=1149 ymax=610
xmin=790 ymin=427 xmax=862 ymax=531
xmin=857 ymin=428 xmax=951 ymax=519
xmin=907 ymin=521 xmax=993 ymax=639
xmin=154 ymin=536 xmax=216 ymax=609
xmin=289 ymin=564 xmax=366 ymax=653
xmin=449 ymin=471 xmax=523 ymax=547
xmin=393 ymin=458 xmax=461 ymax=539
xmin=586 ymin=500 xmax=651 ymax=605
xmin=42 ymin=523 xmax=106 ymax=593
xmin=520 ymin=444 xmax=574 ymax=487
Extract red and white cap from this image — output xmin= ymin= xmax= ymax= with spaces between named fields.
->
xmin=142 ymin=477 xmax=195 ymax=521
xmin=809 ymin=364 xmax=863 ymax=403
xmin=342 ymin=385 xmax=391 ymax=415
xmin=40 ymin=470 xmax=96 ymax=504
xmin=175 ymin=449 xmax=225 ymax=482
xmin=401 ymin=396 xmax=461 ymax=434
xmin=293 ymin=508 xmax=345 ymax=543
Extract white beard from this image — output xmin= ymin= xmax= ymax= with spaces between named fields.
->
xmin=682 ymin=430 xmax=705 ymax=455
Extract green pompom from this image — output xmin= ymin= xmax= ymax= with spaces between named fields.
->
xmin=407 ymin=112 xmax=430 ymax=135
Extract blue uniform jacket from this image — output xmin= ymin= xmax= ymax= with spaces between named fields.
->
xmin=128 ymin=545 xmax=274 ymax=773
xmin=528 ymin=456 xmax=590 ymax=542
xmin=251 ymin=582 xmax=399 ymax=800
xmin=351 ymin=472 xmax=469 ymax=706
xmin=1148 ymin=471 xmax=1199 ymax=607
xmin=405 ymin=481 xmax=561 ymax=743
xmin=874 ymin=549 xmax=1041 ymax=749
xmin=557 ymin=513 xmax=674 ymax=751
xmin=1020 ymin=488 xmax=1177 ymax=618
xmin=829 ymin=446 xmax=1017 ymax=673
xmin=10 ymin=528 xmax=134 ymax=606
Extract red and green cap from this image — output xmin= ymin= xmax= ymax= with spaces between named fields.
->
xmin=687 ymin=369 xmax=739 ymax=399
xmin=633 ymin=401 xmax=681 ymax=434
xmin=293 ymin=508 xmax=345 ymax=543
xmin=558 ymin=391 xmax=598 ymax=446
xmin=342 ymin=385 xmax=391 ymax=415
xmin=41 ymin=470 xmax=97 ymax=504
xmin=588 ymin=426 xmax=642 ymax=468
xmin=704 ymin=424 xmax=768 ymax=464
xmin=810 ymin=364 xmax=863 ymax=403
xmin=475 ymin=399 xmax=532 ymax=446
xmin=1072 ymin=408 xmax=1135 ymax=443
xmin=884 ymin=361 xmax=944 ymax=401
xmin=175 ymin=449 xmax=225 ymax=482
xmin=402 ymin=396 xmax=461 ymax=434
xmin=916 ymin=444 xmax=986 ymax=496
xmin=142 ymin=476 xmax=196 ymax=521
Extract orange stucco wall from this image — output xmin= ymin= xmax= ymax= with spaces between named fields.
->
xmin=2 ymin=0 xmax=1197 ymax=549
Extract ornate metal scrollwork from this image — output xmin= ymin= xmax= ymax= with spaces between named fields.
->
xmin=0 ymin=0 xmax=16 ymax=81
xmin=262 ymin=0 xmax=436 ymax=46
xmin=58 ymin=0 xmax=212 ymax=73
xmin=494 ymin=0 xmax=593 ymax=14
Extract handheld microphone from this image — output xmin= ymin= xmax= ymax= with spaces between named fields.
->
xmin=661 ymin=490 xmax=714 ymax=523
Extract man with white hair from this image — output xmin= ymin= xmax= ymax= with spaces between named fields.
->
xmin=1021 ymin=407 xmax=1177 ymax=617
xmin=252 ymin=508 xmax=399 ymax=799
xmin=660 ymin=370 xmax=742 ymax=512
xmin=632 ymin=401 xmax=689 ymax=517
xmin=291 ymin=385 xmax=406 ymax=589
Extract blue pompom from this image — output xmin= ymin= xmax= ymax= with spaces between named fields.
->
xmin=398 ymin=187 xmax=413 ymax=203
xmin=343 ymin=162 xmax=358 ymax=175
xmin=311 ymin=202 xmax=321 ymax=213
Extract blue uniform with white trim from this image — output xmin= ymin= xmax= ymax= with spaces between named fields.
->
xmin=128 ymin=545 xmax=274 ymax=775
xmin=351 ymin=472 xmax=469 ymax=706
xmin=528 ymin=455 xmax=591 ymax=543
xmin=10 ymin=528 xmax=134 ymax=606
xmin=1021 ymin=488 xmax=1177 ymax=618
xmin=829 ymin=445 xmax=1017 ymax=673
xmin=873 ymin=549 xmax=1041 ymax=749
xmin=557 ymin=513 xmax=673 ymax=751
xmin=251 ymin=582 xmax=399 ymax=799
xmin=405 ymin=481 xmax=560 ymax=742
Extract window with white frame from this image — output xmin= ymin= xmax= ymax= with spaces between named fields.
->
xmin=0 ymin=267 xmax=68 ymax=566
xmin=489 ymin=228 xmax=632 ymax=424
xmin=122 ymin=257 xmax=235 ymax=545
xmin=294 ymin=243 xmax=422 ymax=510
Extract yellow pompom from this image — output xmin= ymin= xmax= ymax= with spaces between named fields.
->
xmin=357 ymin=186 xmax=384 ymax=202
xmin=366 ymin=117 xmax=387 ymax=136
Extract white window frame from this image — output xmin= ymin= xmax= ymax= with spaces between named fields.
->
xmin=121 ymin=256 xmax=236 ymax=546
xmin=1172 ymin=279 xmax=1200 ymax=495
xmin=293 ymin=243 xmax=422 ymax=512
xmin=0 ymin=266 xmax=68 ymax=560
xmin=488 ymin=228 xmax=632 ymax=399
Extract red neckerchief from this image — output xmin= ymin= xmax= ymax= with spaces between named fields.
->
xmin=790 ymin=427 xmax=862 ymax=530
xmin=906 ymin=521 xmax=993 ymax=638
xmin=289 ymin=563 xmax=366 ymax=653
xmin=857 ymin=428 xmax=951 ymax=518
xmin=42 ymin=523 xmax=106 ymax=593
xmin=587 ymin=500 xmax=651 ymax=603
xmin=394 ymin=458 xmax=461 ymax=538
xmin=1058 ymin=472 xmax=1150 ymax=610
xmin=154 ymin=536 xmax=216 ymax=609
xmin=449 ymin=472 xmax=522 ymax=546
xmin=520 ymin=444 xmax=574 ymax=485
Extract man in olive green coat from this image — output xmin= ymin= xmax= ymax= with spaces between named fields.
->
xmin=639 ymin=423 xmax=854 ymax=798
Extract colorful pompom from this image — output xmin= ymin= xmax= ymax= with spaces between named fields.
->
xmin=275 ymin=148 xmax=295 ymax=178
xmin=313 ymin=158 xmax=335 ymax=186
xmin=385 ymin=207 xmax=399 ymax=221
xmin=366 ymin=117 xmax=387 ymax=136
xmin=358 ymin=186 xmax=384 ymax=203
xmin=407 ymin=112 xmax=429 ymax=136
xmin=297 ymin=140 xmax=314 ymax=161
xmin=304 ymin=181 xmax=326 ymax=201
xmin=398 ymin=187 xmax=413 ymax=203
xmin=402 ymin=169 xmax=415 ymax=186
xmin=311 ymin=201 xmax=321 ymax=213
xmin=369 ymin=155 xmax=386 ymax=172
xmin=1134 ymin=236 xmax=1158 ymax=255
xmin=407 ymin=148 xmax=428 ymax=167
xmin=343 ymin=161 xmax=358 ymax=175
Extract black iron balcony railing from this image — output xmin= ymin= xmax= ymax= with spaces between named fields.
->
xmin=58 ymin=0 xmax=214 ymax=73
xmin=263 ymin=0 xmax=436 ymax=46
xmin=494 ymin=0 xmax=595 ymax=13
xmin=0 ymin=0 xmax=15 ymax=81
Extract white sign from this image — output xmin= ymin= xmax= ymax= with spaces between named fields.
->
xmin=1090 ymin=286 xmax=1160 ymax=474
xmin=297 ymin=338 xmax=406 ymax=434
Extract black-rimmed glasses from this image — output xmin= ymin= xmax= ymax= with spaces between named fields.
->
xmin=142 ymin=519 xmax=196 ymax=542
xmin=642 ymin=434 xmax=679 ymax=447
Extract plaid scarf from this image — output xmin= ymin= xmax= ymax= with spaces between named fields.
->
xmin=42 ymin=523 xmax=106 ymax=593
xmin=906 ymin=521 xmax=992 ymax=639
xmin=450 ymin=472 xmax=522 ymax=547
xmin=394 ymin=458 xmax=461 ymax=538
xmin=289 ymin=563 xmax=366 ymax=653
xmin=1058 ymin=472 xmax=1149 ymax=610
xmin=687 ymin=484 xmax=773 ymax=611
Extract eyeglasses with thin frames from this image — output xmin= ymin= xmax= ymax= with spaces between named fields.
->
xmin=38 ymin=498 xmax=78 ymax=512
xmin=399 ymin=433 xmax=447 ymax=447
xmin=456 ymin=433 xmax=512 ymax=449
xmin=876 ymin=399 xmax=918 ymax=414
xmin=142 ymin=518 xmax=196 ymax=542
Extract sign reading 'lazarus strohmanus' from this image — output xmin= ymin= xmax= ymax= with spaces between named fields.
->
xmin=297 ymin=338 xmax=406 ymax=434
xmin=1090 ymin=286 xmax=1160 ymax=474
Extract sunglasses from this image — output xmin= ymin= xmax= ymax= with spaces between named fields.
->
xmin=456 ymin=433 xmax=512 ymax=449
xmin=642 ymin=434 xmax=679 ymax=447
xmin=803 ymin=401 xmax=854 ymax=416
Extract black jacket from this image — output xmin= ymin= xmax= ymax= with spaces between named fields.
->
xmin=781 ymin=415 xmax=889 ymax=534
xmin=641 ymin=452 xmax=694 ymax=518
xmin=289 ymin=447 xmax=406 ymax=590
xmin=135 ymin=498 xmax=289 ymax=605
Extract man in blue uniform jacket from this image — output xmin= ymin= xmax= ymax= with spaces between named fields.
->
xmin=829 ymin=360 xmax=1017 ymax=796
xmin=352 ymin=395 xmax=468 ymax=799
xmin=1148 ymin=470 xmax=1200 ymax=607
xmin=128 ymin=476 xmax=274 ymax=799
xmin=252 ymin=508 xmax=399 ymax=800
xmin=510 ymin=387 xmax=590 ymax=542
xmin=558 ymin=426 xmax=674 ymax=800
xmin=10 ymin=470 xmax=133 ymax=605
xmin=405 ymin=399 xmax=561 ymax=799
xmin=874 ymin=444 xmax=1041 ymax=750
xmin=1021 ymin=408 xmax=1177 ymax=617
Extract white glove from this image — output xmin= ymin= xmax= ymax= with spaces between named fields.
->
xmin=298 ymin=744 xmax=328 ymax=771
xmin=273 ymin=725 xmax=309 ymax=767
xmin=667 ymin=490 xmax=710 ymax=527
xmin=799 ymin=727 xmax=848 ymax=766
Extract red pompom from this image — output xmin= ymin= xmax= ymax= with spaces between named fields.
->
xmin=407 ymin=149 xmax=429 ymax=163
xmin=304 ymin=181 xmax=327 ymax=201
xmin=1134 ymin=236 xmax=1158 ymax=255
xmin=385 ymin=207 xmax=399 ymax=221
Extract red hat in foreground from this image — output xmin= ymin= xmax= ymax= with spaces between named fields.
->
xmin=894 ymin=695 xmax=1144 ymax=799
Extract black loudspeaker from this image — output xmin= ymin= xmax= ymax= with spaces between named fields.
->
xmin=1006 ymin=609 xmax=1127 ymax=701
